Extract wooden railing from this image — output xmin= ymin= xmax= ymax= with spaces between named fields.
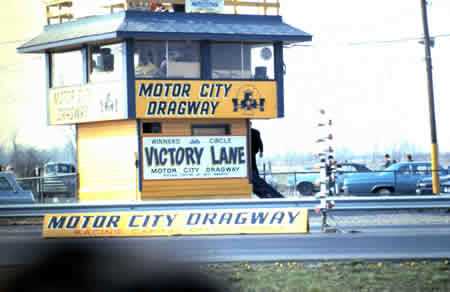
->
xmin=105 ymin=0 xmax=280 ymax=15
xmin=44 ymin=0 xmax=74 ymax=24
xmin=44 ymin=0 xmax=280 ymax=23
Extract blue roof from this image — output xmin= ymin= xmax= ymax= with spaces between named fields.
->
xmin=18 ymin=11 xmax=311 ymax=53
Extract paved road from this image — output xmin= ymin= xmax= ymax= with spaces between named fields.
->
xmin=1 ymin=223 xmax=450 ymax=266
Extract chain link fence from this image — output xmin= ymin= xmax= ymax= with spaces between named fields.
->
xmin=16 ymin=173 xmax=78 ymax=204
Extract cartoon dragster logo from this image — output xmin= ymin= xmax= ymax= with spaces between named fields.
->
xmin=232 ymin=86 xmax=265 ymax=113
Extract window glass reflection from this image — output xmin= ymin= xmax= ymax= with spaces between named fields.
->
xmin=90 ymin=43 xmax=124 ymax=82
xmin=51 ymin=50 xmax=83 ymax=87
xmin=134 ymin=41 xmax=167 ymax=78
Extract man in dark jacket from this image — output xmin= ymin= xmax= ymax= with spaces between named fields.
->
xmin=250 ymin=127 xmax=283 ymax=198
xmin=251 ymin=128 xmax=263 ymax=176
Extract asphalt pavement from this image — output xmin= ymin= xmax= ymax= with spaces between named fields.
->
xmin=0 ymin=214 xmax=449 ymax=265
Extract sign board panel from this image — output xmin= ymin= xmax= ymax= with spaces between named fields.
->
xmin=186 ymin=0 xmax=224 ymax=13
xmin=136 ymin=80 xmax=277 ymax=119
xmin=48 ymin=82 xmax=127 ymax=125
xmin=42 ymin=208 xmax=309 ymax=238
xmin=143 ymin=136 xmax=247 ymax=180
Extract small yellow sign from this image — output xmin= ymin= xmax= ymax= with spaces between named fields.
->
xmin=43 ymin=208 xmax=309 ymax=238
xmin=48 ymin=82 xmax=126 ymax=125
xmin=135 ymin=80 xmax=278 ymax=119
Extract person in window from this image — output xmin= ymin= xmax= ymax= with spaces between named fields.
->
xmin=149 ymin=0 xmax=166 ymax=12
xmin=135 ymin=51 xmax=160 ymax=77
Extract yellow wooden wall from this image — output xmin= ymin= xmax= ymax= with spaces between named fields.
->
xmin=141 ymin=119 xmax=252 ymax=200
xmin=77 ymin=120 xmax=139 ymax=202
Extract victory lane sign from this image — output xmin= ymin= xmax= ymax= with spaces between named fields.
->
xmin=135 ymin=80 xmax=278 ymax=119
xmin=143 ymin=136 xmax=247 ymax=180
xmin=42 ymin=208 xmax=309 ymax=238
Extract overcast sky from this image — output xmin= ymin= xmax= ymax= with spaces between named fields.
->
xmin=0 ymin=0 xmax=449 ymax=159
xmin=255 ymin=0 xmax=450 ymax=157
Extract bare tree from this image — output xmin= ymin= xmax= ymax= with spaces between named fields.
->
xmin=7 ymin=131 xmax=53 ymax=177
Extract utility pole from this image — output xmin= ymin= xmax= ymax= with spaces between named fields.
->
xmin=420 ymin=0 xmax=440 ymax=194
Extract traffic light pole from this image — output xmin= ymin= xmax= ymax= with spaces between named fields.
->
xmin=420 ymin=0 xmax=440 ymax=194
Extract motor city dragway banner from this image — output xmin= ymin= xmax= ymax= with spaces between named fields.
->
xmin=135 ymin=80 xmax=277 ymax=119
xmin=48 ymin=82 xmax=127 ymax=125
xmin=42 ymin=208 xmax=309 ymax=238
xmin=143 ymin=136 xmax=247 ymax=180
xmin=186 ymin=0 xmax=224 ymax=13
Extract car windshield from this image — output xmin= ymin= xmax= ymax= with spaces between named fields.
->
xmin=58 ymin=164 xmax=72 ymax=173
xmin=45 ymin=165 xmax=57 ymax=174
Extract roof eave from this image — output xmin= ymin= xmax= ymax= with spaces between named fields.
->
xmin=117 ymin=31 xmax=312 ymax=43
xmin=17 ymin=32 xmax=120 ymax=54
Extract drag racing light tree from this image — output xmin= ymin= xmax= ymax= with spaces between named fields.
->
xmin=316 ymin=109 xmax=334 ymax=198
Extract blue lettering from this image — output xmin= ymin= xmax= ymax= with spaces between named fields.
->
xmin=151 ymin=215 xmax=162 ymax=227
xmin=288 ymin=212 xmax=300 ymax=224
xmin=187 ymin=101 xmax=201 ymax=114
xmin=202 ymin=213 xmax=217 ymax=225
xmin=81 ymin=216 xmax=94 ymax=228
xmin=66 ymin=216 xmax=80 ymax=229
xmin=218 ymin=212 xmax=233 ymax=224
xmin=187 ymin=213 xmax=201 ymax=225
xmin=211 ymin=102 xmax=219 ymax=114
xmin=200 ymin=84 xmax=209 ymax=97
xmin=270 ymin=211 xmax=285 ymax=224
xmin=129 ymin=215 xmax=142 ymax=228
xmin=166 ymin=215 xmax=176 ymax=227
xmin=157 ymin=101 xmax=167 ymax=115
xmin=147 ymin=101 xmax=157 ymax=115
xmin=235 ymin=212 xmax=248 ymax=225
xmin=251 ymin=212 xmax=269 ymax=224
xmin=224 ymin=84 xmax=232 ymax=97
xmin=142 ymin=215 xmax=151 ymax=228
xmin=106 ymin=216 xmax=120 ymax=228
xmin=48 ymin=216 xmax=66 ymax=229
xmin=93 ymin=216 xmax=107 ymax=228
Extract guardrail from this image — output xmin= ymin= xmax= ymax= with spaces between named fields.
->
xmin=1 ymin=196 xmax=449 ymax=218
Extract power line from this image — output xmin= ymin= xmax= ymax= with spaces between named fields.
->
xmin=284 ymin=33 xmax=450 ymax=49
xmin=348 ymin=33 xmax=450 ymax=46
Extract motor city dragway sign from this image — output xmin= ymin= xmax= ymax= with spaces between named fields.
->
xmin=143 ymin=136 xmax=247 ymax=180
xmin=42 ymin=208 xmax=309 ymax=238
xmin=135 ymin=80 xmax=278 ymax=119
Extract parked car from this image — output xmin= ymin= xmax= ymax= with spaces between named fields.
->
xmin=40 ymin=162 xmax=77 ymax=200
xmin=0 ymin=171 xmax=35 ymax=204
xmin=416 ymin=174 xmax=450 ymax=195
xmin=443 ymin=179 xmax=450 ymax=194
xmin=296 ymin=162 xmax=372 ymax=196
xmin=342 ymin=161 xmax=447 ymax=196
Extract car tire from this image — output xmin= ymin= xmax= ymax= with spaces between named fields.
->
xmin=375 ymin=188 xmax=392 ymax=195
xmin=297 ymin=182 xmax=314 ymax=196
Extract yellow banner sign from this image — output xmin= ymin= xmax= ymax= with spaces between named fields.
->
xmin=135 ymin=80 xmax=277 ymax=119
xmin=43 ymin=208 xmax=308 ymax=238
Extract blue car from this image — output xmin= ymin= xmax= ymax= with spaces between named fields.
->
xmin=342 ymin=162 xmax=447 ymax=196
xmin=295 ymin=163 xmax=371 ymax=196
xmin=0 ymin=172 xmax=35 ymax=204
xmin=416 ymin=174 xmax=450 ymax=195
